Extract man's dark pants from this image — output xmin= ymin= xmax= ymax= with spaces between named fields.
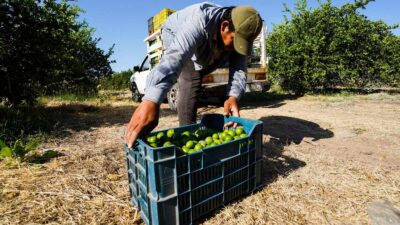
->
xmin=177 ymin=62 xmax=202 ymax=126
xmin=161 ymin=28 xmax=203 ymax=126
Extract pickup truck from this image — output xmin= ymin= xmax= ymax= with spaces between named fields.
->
xmin=130 ymin=25 xmax=269 ymax=111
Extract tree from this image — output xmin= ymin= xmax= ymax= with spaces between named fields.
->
xmin=266 ymin=0 xmax=400 ymax=94
xmin=99 ymin=69 xmax=133 ymax=90
xmin=0 ymin=0 xmax=114 ymax=106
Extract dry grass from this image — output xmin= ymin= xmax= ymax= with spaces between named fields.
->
xmin=204 ymin=145 xmax=400 ymax=225
xmin=1 ymin=91 xmax=399 ymax=225
xmin=0 ymin=127 xmax=139 ymax=224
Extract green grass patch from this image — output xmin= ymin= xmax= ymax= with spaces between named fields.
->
xmin=38 ymin=91 xmax=111 ymax=104
xmin=0 ymin=105 xmax=60 ymax=154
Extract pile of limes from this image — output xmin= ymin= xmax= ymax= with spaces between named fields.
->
xmin=145 ymin=127 xmax=247 ymax=154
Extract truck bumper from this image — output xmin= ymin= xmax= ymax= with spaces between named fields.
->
xmin=202 ymin=80 xmax=270 ymax=95
xmin=245 ymin=80 xmax=270 ymax=92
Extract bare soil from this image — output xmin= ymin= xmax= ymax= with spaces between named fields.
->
xmin=1 ymin=91 xmax=399 ymax=225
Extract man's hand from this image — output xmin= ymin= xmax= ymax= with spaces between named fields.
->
xmin=125 ymin=100 xmax=160 ymax=148
xmin=223 ymin=96 xmax=240 ymax=127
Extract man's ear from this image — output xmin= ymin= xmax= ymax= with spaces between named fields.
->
xmin=221 ymin=20 xmax=229 ymax=32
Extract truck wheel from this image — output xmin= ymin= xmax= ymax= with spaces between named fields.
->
xmin=131 ymin=82 xmax=142 ymax=102
xmin=167 ymin=83 xmax=179 ymax=112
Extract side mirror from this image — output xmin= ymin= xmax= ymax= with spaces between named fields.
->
xmin=133 ymin=66 xmax=140 ymax=72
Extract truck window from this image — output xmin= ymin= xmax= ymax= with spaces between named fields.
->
xmin=140 ymin=55 xmax=150 ymax=71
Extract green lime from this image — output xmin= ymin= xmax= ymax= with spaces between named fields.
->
xmin=220 ymin=133 xmax=227 ymax=141
xmin=147 ymin=136 xmax=157 ymax=143
xmin=182 ymin=146 xmax=190 ymax=153
xmin=234 ymin=136 xmax=240 ymax=140
xmin=239 ymin=134 xmax=247 ymax=138
xmin=214 ymin=139 xmax=221 ymax=145
xmin=150 ymin=143 xmax=158 ymax=148
xmin=181 ymin=131 xmax=191 ymax=137
xmin=185 ymin=140 xmax=194 ymax=149
xmin=157 ymin=132 xmax=165 ymax=140
xmin=224 ymin=136 xmax=233 ymax=143
xmin=228 ymin=130 xmax=235 ymax=137
xmin=163 ymin=141 xmax=173 ymax=147
xmin=210 ymin=142 xmax=217 ymax=147
xmin=199 ymin=140 xmax=206 ymax=147
xmin=205 ymin=136 xmax=213 ymax=145
xmin=188 ymin=149 xmax=197 ymax=154
xmin=223 ymin=129 xmax=229 ymax=134
xmin=235 ymin=127 xmax=244 ymax=135
xmin=212 ymin=133 xmax=219 ymax=140
xmin=194 ymin=144 xmax=203 ymax=151
xmin=167 ymin=129 xmax=175 ymax=138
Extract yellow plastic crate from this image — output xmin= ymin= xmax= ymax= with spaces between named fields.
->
xmin=156 ymin=8 xmax=175 ymax=19
xmin=152 ymin=8 xmax=175 ymax=31
xmin=153 ymin=19 xmax=161 ymax=31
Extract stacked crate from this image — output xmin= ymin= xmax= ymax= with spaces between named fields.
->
xmin=153 ymin=8 xmax=175 ymax=31
xmin=147 ymin=8 xmax=175 ymax=36
xmin=145 ymin=8 xmax=175 ymax=68
xmin=153 ymin=8 xmax=175 ymax=33
xmin=147 ymin=17 xmax=154 ymax=36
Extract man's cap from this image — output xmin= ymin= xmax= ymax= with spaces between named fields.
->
xmin=232 ymin=6 xmax=263 ymax=56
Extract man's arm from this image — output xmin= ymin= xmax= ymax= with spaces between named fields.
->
xmin=227 ymin=51 xmax=247 ymax=101
xmin=142 ymin=23 xmax=205 ymax=105
xmin=223 ymin=51 xmax=247 ymax=123
xmin=125 ymin=20 xmax=205 ymax=148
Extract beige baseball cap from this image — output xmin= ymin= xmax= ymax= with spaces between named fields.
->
xmin=232 ymin=6 xmax=263 ymax=55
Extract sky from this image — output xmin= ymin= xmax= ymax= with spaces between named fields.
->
xmin=76 ymin=0 xmax=400 ymax=72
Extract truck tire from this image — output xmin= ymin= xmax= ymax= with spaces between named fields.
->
xmin=130 ymin=82 xmax=142 ymax=102
xmin=167 ymin=83 xmax=179 ymax=112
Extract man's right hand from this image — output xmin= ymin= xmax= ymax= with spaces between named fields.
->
xmin=125 ymin=100 xmax=160 ymax=148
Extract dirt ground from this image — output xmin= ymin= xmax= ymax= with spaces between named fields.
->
xmin=1 ymin=91 xmax=399 ymax=225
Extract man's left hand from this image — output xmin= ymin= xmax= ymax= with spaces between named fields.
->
xmin=223 ymin=96 xmax=240 ymax=127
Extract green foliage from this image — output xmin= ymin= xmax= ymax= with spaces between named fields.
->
xmin=0 ymin=140 xmax=12 ymax=157
xmin=0 ymin=0 xmax=114 ymax=106
xmin=0 ymin=106 xmax=56 ymax=148
xmin=266 ymin=0 xmax=400 ymax=94
xmin=0 ymin=138 xmax=38 ymax=161
xmin=99 ymin=69 xmax=133 ymax=90
xmin=381 ymin=35 xmax=400 ymax=86
xmin=39 ymin=91 xmax=110 ymax=102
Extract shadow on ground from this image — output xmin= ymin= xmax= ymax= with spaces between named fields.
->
xmin=199 ymin=116 xmax=333 ymax=223
xmin=27 ymin=150 xmax=65 ymax=164
xmin=260 ymin=115 xmax=334 ymax=184
xmin=198 ymin=92 xmax=300 ymax=112
xmin=0 ymin=103 xmax=178 ymax=142
xmin=260 ymin=116 xmax=334 ymax=145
